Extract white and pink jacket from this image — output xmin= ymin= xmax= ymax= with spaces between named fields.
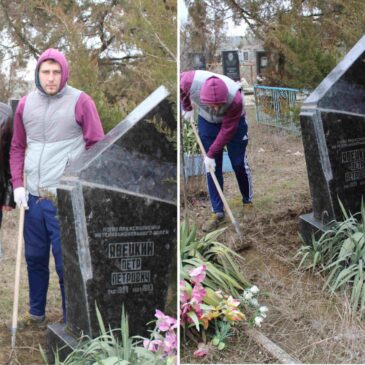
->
xmin=10 ymin=48 xmax=104 ymax=196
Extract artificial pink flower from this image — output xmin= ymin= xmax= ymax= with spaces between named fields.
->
xmin=194 ymin=343 xmax=210 ymax=357
xmin=163 ymin=330 xmax=177 ymax=354
xmin=191 ymin=303 xmax=203 ymax=320
xmin=180 ymin=302 xmax=190 ymax=320
xmin=143 ymin=339 xmax=163 ymax=352
xmin=180 ymin=279 xmax=206 ymax=326
xmin=181 ymin=302 xmax=203 ymax=324
xmin=180 ymin=280 xmax=190 ymax=303
xmin=191 ymin=283 xmax=206 ymax=304
xmin=155 ymin=310 xmax=178 ymax=331
xmin=188 ymin=265 xmax=207 ymax=284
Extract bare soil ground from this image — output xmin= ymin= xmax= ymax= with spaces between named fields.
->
xmin=0 ymin=211 xmax=62 ymax=365
xmin=181 ymin=108 xmax=365 ymax=364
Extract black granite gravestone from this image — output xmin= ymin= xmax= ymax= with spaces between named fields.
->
xmin=222 ymin=50 xmax=240 ymax=81
xmin=47 ymin=85 xmax=177 ymax=360
xmin=299 ymin=35 xmax=365 ymax=243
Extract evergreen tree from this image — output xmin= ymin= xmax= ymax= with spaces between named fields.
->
xmin=0 ymin=0 xmax=177 ymax=130
xmin=224 ymin=0 xmax=365 ymax=88
xmin=181 ymin=0 xmax=227 ymax=70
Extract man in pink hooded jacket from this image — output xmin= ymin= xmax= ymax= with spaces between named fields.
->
xmin=181 ymin=70 xmax=253 ymax=232
xmin=10 ymin=48 xmax=104 ymax=328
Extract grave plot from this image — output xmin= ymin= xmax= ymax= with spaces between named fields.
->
xmin=180 ymin=106 xmax=365 ymax=364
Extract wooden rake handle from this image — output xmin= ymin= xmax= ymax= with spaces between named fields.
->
xmin=188 ymin=116 xmax=241 ymax=236
xmin=11 ymin=197 xmax=26 ymax=348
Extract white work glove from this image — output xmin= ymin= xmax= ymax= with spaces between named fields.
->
xmin=14 ymin=187 xmax=29 ymax=210
xmin=182 ymin=109 xmax=194 ymax=122
xmin=204 ymin=156 xmax=216 ymax=172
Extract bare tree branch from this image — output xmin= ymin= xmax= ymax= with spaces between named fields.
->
xmin=137 ymin=1 xmax=176 ymax=61
xmin=98 ymin=55 xmax=143 ymax=65
xmin=0 ymin=0 xmax=41 ymax=58
xmin=224 ymin=0 xmax=265 ymax=40
xmin=96 ymin=5 xmax=116 ymax=55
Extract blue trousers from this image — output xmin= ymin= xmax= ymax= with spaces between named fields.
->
xmin=198 ymin=114 xmax=253 ymax=213
xmin=24 ymin=195 xmax=65 ymax=320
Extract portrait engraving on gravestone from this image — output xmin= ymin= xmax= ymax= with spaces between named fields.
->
xmin=222 ymin=50 xmax=240 ymax=81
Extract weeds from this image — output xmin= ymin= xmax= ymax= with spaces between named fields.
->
xmin=296 ymin=200 xmax=365 ymax=315
xmin=180 ymin=221 xmax=250 ymax=298
xmin=41 ymin=306 xmax=177 ymax=365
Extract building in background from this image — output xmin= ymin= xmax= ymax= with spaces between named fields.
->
xmin=219 ymin=34 xmax=266 ymax=86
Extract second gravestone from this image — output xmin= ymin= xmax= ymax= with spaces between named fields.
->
xmin=222 ymin=50 xmax=240 ymax=81
xmin=47 ymin=85 xmax=177 ymax=360
xmin=299 ymin=35 xmax=365 ymax=243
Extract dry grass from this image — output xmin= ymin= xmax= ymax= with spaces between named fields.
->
xmin=181 ymin=108 xmax=365 ymax=364
xmin=0 ymin=210 xmax=62 ymax=365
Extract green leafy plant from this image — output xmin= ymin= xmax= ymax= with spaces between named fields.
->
xmin=180 ymin=221 xmax=250 ymax=297
xmin=211 ymin=321 xmax=233 ymax=350
xmin=180 ymin=221 xmax=267 ymax=358
xmin=296 ymin=200 xmax=365 ymax=315
xmin=41 ymin=306 xmax=176 ymax=365
xmin=182 ymin=119 xmax=200 ymax=155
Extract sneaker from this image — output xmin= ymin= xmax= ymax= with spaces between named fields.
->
xmin=6 ymin=312 xmax=47 ymax=331
xmin=202 ymin=213 xmax=225 ymax=232
xmin=243 ymin=202 xmax=256 ymax=221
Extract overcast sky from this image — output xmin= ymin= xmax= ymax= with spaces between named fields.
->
xmin=179 ymin=1 xmax=247 ymax=36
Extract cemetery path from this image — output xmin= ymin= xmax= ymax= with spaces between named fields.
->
xmin=181 ymin=116 xmax=365 ymax=364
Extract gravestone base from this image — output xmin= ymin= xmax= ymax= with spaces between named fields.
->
xmin=46 ymin=324 xmax=78 ymax=363
xmin=298 ymin=212 xmax=331 ymax=245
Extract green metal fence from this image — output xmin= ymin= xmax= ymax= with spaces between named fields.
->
xmin=254 ymin=85 xmax=310 ymax=134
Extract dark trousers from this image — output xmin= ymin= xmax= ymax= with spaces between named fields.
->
xmin=198 ymin=114 xmax=253 ymax=213
xmin=24 ymin=195 xmax=65 ymax=320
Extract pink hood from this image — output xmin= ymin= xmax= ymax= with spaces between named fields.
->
xmin=200 ymin=76 xmax=228 ymax=105
xmin=35 ymin=48 xmax=69 ymax=93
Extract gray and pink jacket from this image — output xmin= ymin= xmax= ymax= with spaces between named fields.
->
xmin=10 ymin=48 xmax=105 ymax=196
xmin=180 ymin=70 xmax=245 ymax=158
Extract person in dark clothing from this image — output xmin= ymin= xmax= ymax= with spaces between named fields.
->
xmin=0 ymin=102 xmax=15 ymax=230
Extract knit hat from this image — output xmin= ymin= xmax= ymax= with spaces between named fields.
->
xmin=200 ymin=76 xmax=228 ymax=105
